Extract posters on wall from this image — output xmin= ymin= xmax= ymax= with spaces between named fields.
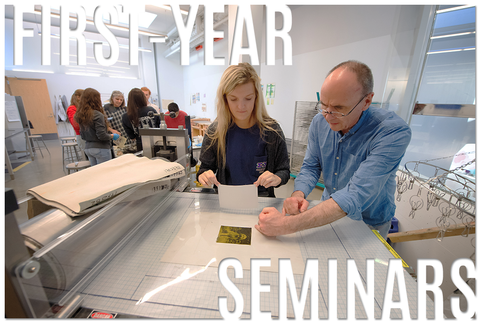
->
xmin=265 ymin=83 xmax=276 ymax=105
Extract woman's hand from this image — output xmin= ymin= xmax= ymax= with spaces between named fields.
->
xmin=198 ymin=170 xmax=221 ymax=187
xmin=254 ymin=171 xmax=281 ymax=188
xmin=109 ymin=128 xmax=120 ymax=135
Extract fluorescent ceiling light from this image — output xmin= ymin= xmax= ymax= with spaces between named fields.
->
xmin=40 ymin=32 xmax=152 ymax=52
xmin=436 ymin=5 xmax=475 ymax=14
xmin=153 ymin=5 xmax=189 ymax=15
xmin=108 ymin=75 xmax=138 ymax=79
xmin=431 ymin=31 xmax=476 ymax=39
xmin=12 ymin=69 xmax=55 ymax=73
xmin=33 ymin=8 xmax=167 ymax=38
xmin=52 ymin=53 xmax=131 ymax=64
xmin=66 ymin=71 xmax=101 ymax=77
xmin=427 ymin=47 xmax=475 ymax=55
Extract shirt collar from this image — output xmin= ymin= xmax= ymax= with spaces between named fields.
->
xmin=339 ymin=108 xmax=371 ymax=138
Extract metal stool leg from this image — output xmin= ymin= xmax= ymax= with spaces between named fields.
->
xmin=39 ymin=137 xmax=50 ymax=155
xmin=73 ymin=144 xmax=80 ymax=162
xmin=62 ymin=144 xmax=65 ymax=170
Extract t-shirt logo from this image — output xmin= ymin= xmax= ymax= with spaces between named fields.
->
xmin=256 ymin=161 xmax=267 ymax=173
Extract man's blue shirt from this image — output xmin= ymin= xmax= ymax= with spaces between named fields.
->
xmin=293 ymin=107 xmax=412 ymax=226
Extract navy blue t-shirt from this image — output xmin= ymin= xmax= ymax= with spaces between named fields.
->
xmin=225 ymin=124 xmax=267 ymax=192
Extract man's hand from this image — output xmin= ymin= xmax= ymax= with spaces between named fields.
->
xmin=198 ymin=170 xmax=221 ymax=187
xmin=283 ymin=192 xmax=309 ymax=215
xmin=255 ymin=207 xmax=291 ymax=236
xmin=254 ymin=171 xmax=281 ymax=188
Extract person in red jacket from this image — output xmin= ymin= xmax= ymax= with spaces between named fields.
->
xmin=66 ymin=89 xmax=86 ymax=152
xmin=164 ymin=102 xmax=188 ymax=129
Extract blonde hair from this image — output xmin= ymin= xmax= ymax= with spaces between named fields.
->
xmin=209 ymin=62 xmax=278 ymax=169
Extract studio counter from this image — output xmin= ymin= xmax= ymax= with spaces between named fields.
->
xmin=13 ymin=191 xmax=434 ymax=319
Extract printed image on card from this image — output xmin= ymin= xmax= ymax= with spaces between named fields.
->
xmin=216 ymin=226 xmax=252 ymax=245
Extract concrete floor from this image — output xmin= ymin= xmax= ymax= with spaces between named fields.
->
xmin=5 ymin=130 xmax=324 ymax=225
xmin=5 ymin=139 xmax=69 ymax=225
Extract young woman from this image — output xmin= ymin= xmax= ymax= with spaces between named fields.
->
xmin=66 ymin=89 xmax=85 ymax=152
xmin=103 ymin=90 xmax=133 ymax=148
xmin=121 ymin=88 xmax=160 ymax=152
xmin=197 ymin=63 xmax=290 ymax=197
xmin=75 ymin=88 xmax=119 ymax=166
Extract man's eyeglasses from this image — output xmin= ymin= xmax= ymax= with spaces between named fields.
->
xmin=316 ymin=93 xmax=369 ymax=118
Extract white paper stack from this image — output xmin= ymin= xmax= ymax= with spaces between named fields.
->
xmin=27 ymin=154 xmax=185 ymax=216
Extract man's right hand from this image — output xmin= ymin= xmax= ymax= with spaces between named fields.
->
xmin=283 ymin=191 xmax=309 ymax=215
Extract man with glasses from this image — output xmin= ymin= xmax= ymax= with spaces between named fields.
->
xmin=256 ymin=60 xmax=411 ymax=240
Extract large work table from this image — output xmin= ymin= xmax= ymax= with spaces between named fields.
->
xmin=17 ymin=192 xmax=434 ymax=319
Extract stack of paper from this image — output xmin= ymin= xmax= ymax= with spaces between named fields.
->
xmin=26 ymin=154 xmax=184 ymax=217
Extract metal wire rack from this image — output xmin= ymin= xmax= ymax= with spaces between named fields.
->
xmin=398 ymin=159 xmax=475 ymax=241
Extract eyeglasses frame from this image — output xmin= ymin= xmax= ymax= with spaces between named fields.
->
xmin=316 ymin=92 xmax=370 ymax=118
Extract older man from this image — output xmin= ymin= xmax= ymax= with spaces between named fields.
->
xmin=256 ymin=60 xmax=411 ymax=239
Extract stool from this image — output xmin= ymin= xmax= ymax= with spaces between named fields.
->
xmin=60 ymin=136 xmax=77 ymax=143
xmin=28 ymin=135 xmax=50 ymax=158
xmin=66 ymin=161 xmax=91 ymax=174
xmin=62 ymin=142 xmax=81 ymax=171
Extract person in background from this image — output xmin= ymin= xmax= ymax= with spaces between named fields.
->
xmin=66 ymin=89 xmax=86 ymax=156
xmin=122 ymin=88 xmax=160 ymax=152
xmin=75 ymin=88 xmax=119 ymax=166
xmin=164 ymin=102 xmax=188 ymax=129
xmin=255 ymin=60 xmax=412 ymax=240
xmin=141 ymin=86 xmax=161 ymax=114
xmin=103 ymin=90 xmax=132 ymax=147
xmin=197 ymin=62 xmax=290 ymax=197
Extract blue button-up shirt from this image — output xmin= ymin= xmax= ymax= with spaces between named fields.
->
xmin=294 ymin=107 xmax=412 ymax=226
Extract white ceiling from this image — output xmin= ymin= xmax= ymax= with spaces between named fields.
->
xmin=4 ymin=4 xmax=192 ymax=39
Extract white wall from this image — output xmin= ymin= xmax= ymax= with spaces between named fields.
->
xmin=154 ymin=43 xmax=186 ymax=112
xmin=153 ymin=37 xmax=230 ymax=121
xmin=260 ymin=5 xmax=425 ymax=138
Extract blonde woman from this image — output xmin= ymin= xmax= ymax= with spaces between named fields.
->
xmin=197 ymin=63 xmax=289 ymax=197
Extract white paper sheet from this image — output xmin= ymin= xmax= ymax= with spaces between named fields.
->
xmin=161 ymin=210 xmax=305 ymax=274
xmin=218 ymin=184 xmax=258 ymax=210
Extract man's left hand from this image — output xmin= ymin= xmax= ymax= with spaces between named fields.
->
xmin=255 ymin=207 xmax=291 ymax=236
xmin=254 ymin=171 xmax=281 ymax=188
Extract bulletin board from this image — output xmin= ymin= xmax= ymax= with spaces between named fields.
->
xmin=5 ymin=76 xmax=58 ymax=136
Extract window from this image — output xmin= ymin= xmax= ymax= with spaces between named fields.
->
xmin=402 ymin=5 xmax=475 ymax=174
